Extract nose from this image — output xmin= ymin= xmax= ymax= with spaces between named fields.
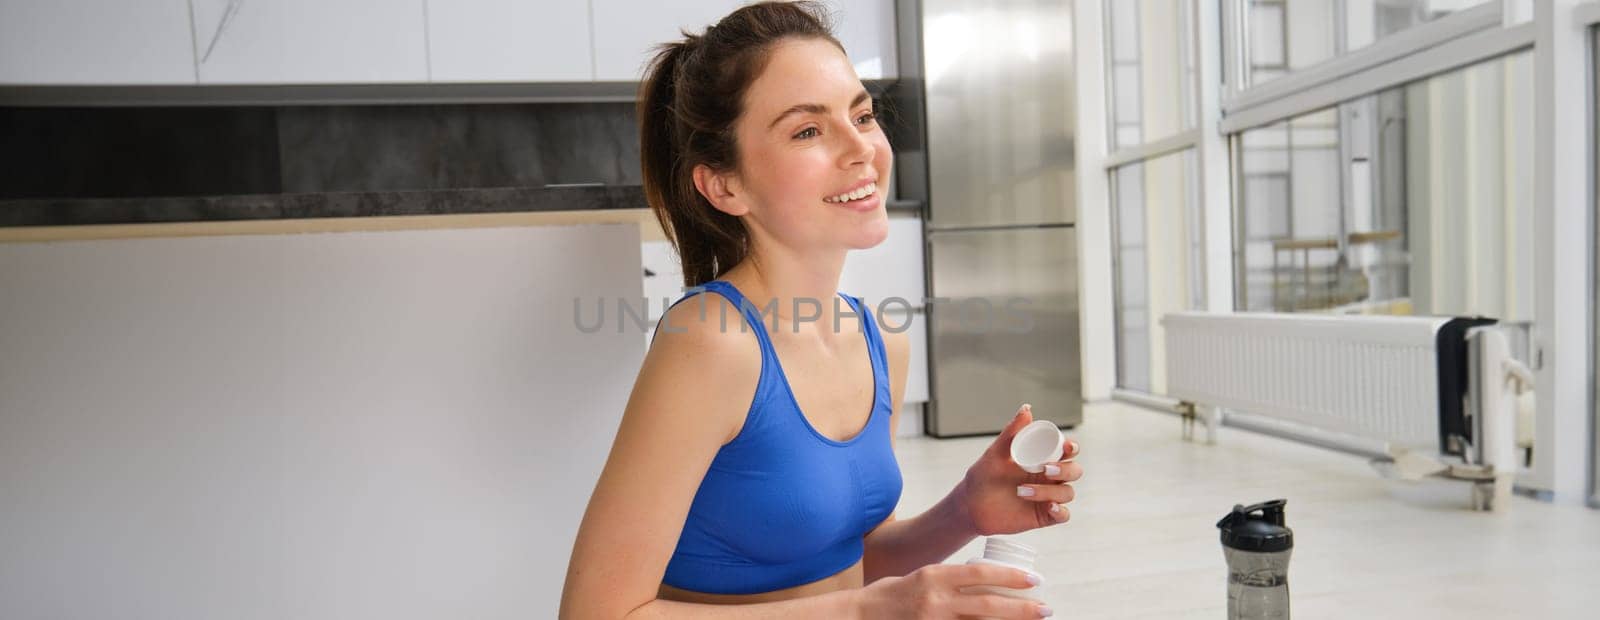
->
xmin=836 ymin=120 xmax=875 ymax=169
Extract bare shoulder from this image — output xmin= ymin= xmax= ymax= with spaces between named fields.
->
xmin=645 ymin=291 xmax=763 ymax=439
xmin=650 ymin=292 xmax=763 ymax=377
xmin=654 ymin=292 xmax=759 ymax=351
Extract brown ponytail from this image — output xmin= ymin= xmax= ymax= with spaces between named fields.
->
xmin=636 ymin=1 xmax=842 ymax=288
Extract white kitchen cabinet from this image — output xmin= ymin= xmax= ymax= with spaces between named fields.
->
xmin=0 ymin=0 xmax=196 ymax=85
xmin=191 ymin=0 xmax=428 ymax=84
xmin=591 ymin=0 xmax=895 ymax=82
xmin=841 ymin=214 xmax=926 ymax=311
xmin=426 ymin=0 xmax=593 ymax=82
xmin=591 ymin=0 xmax=745 ymax=81
xmin=841 ymin=213 xmax=927 ymax=403
xmin=901 ymin=308 xmax=929 ymax=404
xmin=2 ymin=0 xmax=894 ymax=88
xmin=648 ymin=215 xmax=926 ymax=319
xmin=646 ymin=214 xmax=926 ymax=319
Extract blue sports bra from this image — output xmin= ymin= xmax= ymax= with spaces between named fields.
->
xmin=657 ymin=279 xmax=903 ymax=595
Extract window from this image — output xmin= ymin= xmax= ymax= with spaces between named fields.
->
xmin=1157 ymin=0 xmax=1587 ymax=500
xmin=1233 ymin=51 xmax=1534 ymax=317
xmin=1107 ymin=0 xmax=1198 ymax=149
xmin=1112 ymin=150 xmax=1203 ymax=393
xmin=1243 ymin=0 xmax=1497 ymax=86
xmin=1104 ymin=0 xmax=1207 ymax=396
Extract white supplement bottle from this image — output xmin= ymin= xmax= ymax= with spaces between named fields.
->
xmin=961 ymin=536 xmax=1046 ymax=613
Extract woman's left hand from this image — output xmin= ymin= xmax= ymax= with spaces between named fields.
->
xmin=954 ymin=404 xmax=1083 ymax=536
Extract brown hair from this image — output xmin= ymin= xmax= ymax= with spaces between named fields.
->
xmin=637 ymin=1 xmax=843 ymax=288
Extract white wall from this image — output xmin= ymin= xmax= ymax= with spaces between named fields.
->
xmin=0 ymin=224 xmax=645 ymax=618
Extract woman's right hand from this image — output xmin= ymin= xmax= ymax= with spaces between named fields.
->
xmin=854 ymin=563 xmax=1052 ymax=619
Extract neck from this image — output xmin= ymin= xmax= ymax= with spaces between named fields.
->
xmin=724 ymin=243 xmax=850 ymax=332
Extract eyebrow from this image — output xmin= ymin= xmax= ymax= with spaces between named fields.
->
xmin=767 ymin=90 xmax=873 ymax=130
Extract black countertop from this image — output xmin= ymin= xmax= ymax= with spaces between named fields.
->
xmin=0 ymin=185 xmax=647 ymax=228
xmin=0 ymin=185 xmax=923 ymax=228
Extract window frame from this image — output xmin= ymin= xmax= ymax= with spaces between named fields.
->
xmin=1223 ymin=3 xmax=1533 ymax=134
xmin=1101 ymin=0 xmax=1210 ymax=395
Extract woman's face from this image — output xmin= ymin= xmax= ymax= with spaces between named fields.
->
xmin=718 ymin=37 xmax=893 ymax=254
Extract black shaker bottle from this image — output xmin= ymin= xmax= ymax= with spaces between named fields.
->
xmin=1217 ymin=499 xmax=1293 ymax=619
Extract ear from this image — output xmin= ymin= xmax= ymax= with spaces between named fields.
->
xmin=692 ymin=164 xmax=749 ymax=217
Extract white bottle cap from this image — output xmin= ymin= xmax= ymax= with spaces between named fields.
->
xmin=981 ymin=536 xmax=1039 ymax=570
xmin=1010 ymin=419 xmax=1064 ymax=473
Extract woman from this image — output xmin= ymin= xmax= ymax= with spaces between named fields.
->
xmin=559 ymin=3 xmax=1082 ymax=618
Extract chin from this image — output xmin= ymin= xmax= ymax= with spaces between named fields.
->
xmin=846 ymin=215 xmax=892 ymax=250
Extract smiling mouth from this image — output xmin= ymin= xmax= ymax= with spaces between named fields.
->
xmin=823 ymin=182 xmax=877 ymax=204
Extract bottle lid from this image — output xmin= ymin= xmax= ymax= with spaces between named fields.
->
xmin=1010 ymin=420 xmax=1064 ymax=473
xmin=1216 ymin=499 xmax=1293 ymax=553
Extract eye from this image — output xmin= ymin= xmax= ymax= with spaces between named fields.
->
xmin=793 ymin=126 xmax=820 ymax=140
xmin=855 ymin=112 xmax=877 ymax=126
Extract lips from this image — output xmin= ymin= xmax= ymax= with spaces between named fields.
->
xmin=824 ymin=180 xmax=877 ymax=204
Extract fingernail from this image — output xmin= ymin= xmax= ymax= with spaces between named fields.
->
xmin=1051 ymin=502 xmax=1066 ymax=513
xmin=1069 ymin=440 xmax=1078 ymax=453
xmin=1016 ymin=485 xmax=1035 ymax=497
xmin=1044 ymin=464 xmax=1061 ymax=477
xmin=1025 ymin=572 xmax=1042 ymax=586
xmin=1039 ymin=605 xmax=1054 ymax=617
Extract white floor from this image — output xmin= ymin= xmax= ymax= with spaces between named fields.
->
xmin=896 ymin=402 xmax=1600 ymax=618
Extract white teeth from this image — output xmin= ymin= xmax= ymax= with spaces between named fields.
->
xmin=826 ymin=182 xmax=876 ymax=203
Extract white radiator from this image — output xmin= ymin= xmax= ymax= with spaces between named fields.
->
xmin=1162 ymin=312 xmax=1533 ymax=510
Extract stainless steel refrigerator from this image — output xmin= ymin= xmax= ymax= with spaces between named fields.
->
xmin=897 ymin=0 xmax=1081 ymax=437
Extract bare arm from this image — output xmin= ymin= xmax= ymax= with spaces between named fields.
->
xmin=860 ymin=328 xmax=982 ymax=584
xmin=860 ymin=483 xmax=980 ymax=584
